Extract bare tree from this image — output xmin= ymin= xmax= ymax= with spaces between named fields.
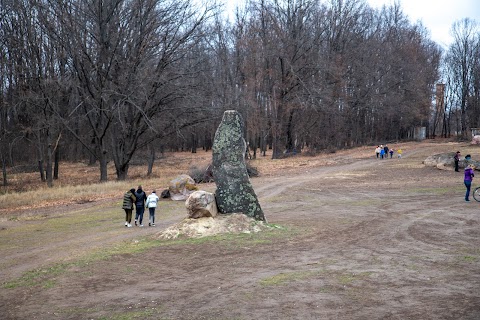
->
xmin=445 ymin=18 xmax=480 ymax=139
xmin=40 ymin=0 xmax=218 ymax=180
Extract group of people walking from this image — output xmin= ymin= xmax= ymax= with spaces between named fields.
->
xmin=375 ymin=145 xmax=402 ymax=159
xmin=122 ymin=185 xmax=159 ymax=227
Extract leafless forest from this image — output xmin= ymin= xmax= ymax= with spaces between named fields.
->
xmin=1 ymin=0 xmax=479 ymax=186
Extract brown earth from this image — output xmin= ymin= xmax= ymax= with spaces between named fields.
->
xmin=1 ymin=141 xmax=480 ymax=319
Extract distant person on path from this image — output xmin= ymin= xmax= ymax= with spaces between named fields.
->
xmin=389 ymin=148 xmax=394 ymax=158
xmin=375 ymin=146 xmax=381 ymax=158
xmin=146 ymin=190 xmax=160 ymax=227
xmin=134 ymin=185 xmax=147 ymax=227
xmin=397 ymin=148 xmax=402 ymax=159
xmin=384 ymin=145 xmax=389 ymax=159
xmin=464 ymin=164 xmax=475 ymax=201
xmin=122 ymin=188 xmax=136 ymax=227
xmin=380 ymin=147 xmax=385 ymax=159
xmin=454 ymin=151 xmax=461 ymax=172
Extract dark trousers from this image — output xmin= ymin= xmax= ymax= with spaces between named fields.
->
xmin=455 ymin=160 xmax=459 ymax=172
xmin=135 ymin=206 xmax=145 ymax=224
xmin=149 ymin=207 xmax=156 ymax=224
xmin=465 ymin=180 xmax=472 ymax=200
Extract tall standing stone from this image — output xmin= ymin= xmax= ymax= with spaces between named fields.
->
xmin=212 ymin=110 xmax=266 ymax=222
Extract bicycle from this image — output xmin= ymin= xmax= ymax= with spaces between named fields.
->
xmin=473 ymin=186 xmax=480 ymax=202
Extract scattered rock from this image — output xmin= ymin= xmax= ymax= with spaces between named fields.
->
xmin=185 ymin=190 xmax=218 ymax=219
xmin=168 ymin=174 xmax=198 ymax=201
xmin=472 ymin=135 xmax=480 ymax=145
xmin=160 ymin=189 xmax=170 ymax=198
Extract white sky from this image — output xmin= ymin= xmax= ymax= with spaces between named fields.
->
xmin=366 ymin=0 xmax=480 ymax=48
xmin=223 ymin=0 xmax=480 ymax=49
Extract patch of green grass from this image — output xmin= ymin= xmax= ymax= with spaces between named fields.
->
xmin=76 ymin=237 xmax=163 ymax=266
xmin=259 ymin=270 xmax=323 ymax=286
xmin=344 ymin=199 xmax=382 ymax=206
xmin=3 ymin=263 xmax=68 ymax=288
xmin=318 ymin=286 xmax=332 ymax=293
xmin=3 ymin=224 xmax=294 ymax=289
xmin=461 ymin=255 xmax=477 ymax=262
xmin=56 ymin=306 xmax=164 ymax=320
xmin=404 ymin=263 xmax=421 ymax=271
xmin=337 ymin=272 xmax=373 ymax=285
xmin=2 ymin=236 xmax=162 ymax=289
xmin=43 ymin=279 xmax=57 ymax=288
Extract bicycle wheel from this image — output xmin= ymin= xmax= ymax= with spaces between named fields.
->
xmin=473 ymin=187 xmax=480 ymax=202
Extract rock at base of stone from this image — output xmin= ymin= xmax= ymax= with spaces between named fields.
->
xmin=185 ymin=190 xmax=218 ymax=219
xmin=155 ymin=213 xmax=275 ymax=240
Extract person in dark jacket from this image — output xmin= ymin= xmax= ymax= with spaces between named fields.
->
xmin=454 ymin=151 xmax=461 ymax=172
xmin=134 ymin=185 xmax=147 ymax=227
xmin=122 ymin=188 xmax=136 ymax=227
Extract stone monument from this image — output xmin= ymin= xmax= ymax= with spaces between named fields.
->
xmin=212 ymin=110 xmax=266 ymax=222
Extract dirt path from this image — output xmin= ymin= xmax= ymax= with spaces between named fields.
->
xmin=1 ymin=142 xmax=480 ymax=319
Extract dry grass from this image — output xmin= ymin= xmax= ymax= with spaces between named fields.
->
xmin=0 ymin=151 xmax=211 ymax=214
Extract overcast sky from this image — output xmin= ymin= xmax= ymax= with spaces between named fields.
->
xmin=366 ymin=0 xmax=479 ymax=48
xmin=223 ymin=0 xmax=479 ymax=49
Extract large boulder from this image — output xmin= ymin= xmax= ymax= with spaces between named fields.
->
xmin=168 ymin=174 xmax=198 ymax=201
xmin=423 ymin=153 xmax=455 ymax=168
xmin=212 ymin=110 xmax=266 ymax=222
xmin=424 ymin=152 xmax=480 ymax=171
xmin=185 ymin=190 xmax=218 ymax=219
xmin=472 ymin=135 xmax=480 ymax=145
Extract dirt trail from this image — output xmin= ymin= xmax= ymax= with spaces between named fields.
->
xmin=1 ymin=142 xmax=480 ymax=320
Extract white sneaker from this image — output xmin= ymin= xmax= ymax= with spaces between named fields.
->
xmin=125 ymin=222 xmax=128 ymax=226
xmin=152 ymin=224 xmax=155 ymax=227
xmin=139 ymin=224 xmax=144 ymax=227
xmin=127 ymin=224 xmax=132 ymax=227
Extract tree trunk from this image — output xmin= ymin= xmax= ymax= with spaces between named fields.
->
xmin=147 ymin=146 xmax=155 ymax=176
xmin=285 ymin=109 xmax=295 ymax=153
xmin=38 ymin=160 xmax=45 ymax=182
xmin=46 ymin=142 xmax=53 ymax=188
xmin=54 ymin=146 xmax=59 ymax=180
xmin=261 ymin=130 xmax=267 ymax=157
xmin=2 ymin=157 xmax=7 ymax=187
xmin=88 ymin=136 xmax=96 ymax=166
xmin=191 ymin=132 xmax=197 ymax=153
xmin=99 ymin=150 xmax=108 ymax=182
